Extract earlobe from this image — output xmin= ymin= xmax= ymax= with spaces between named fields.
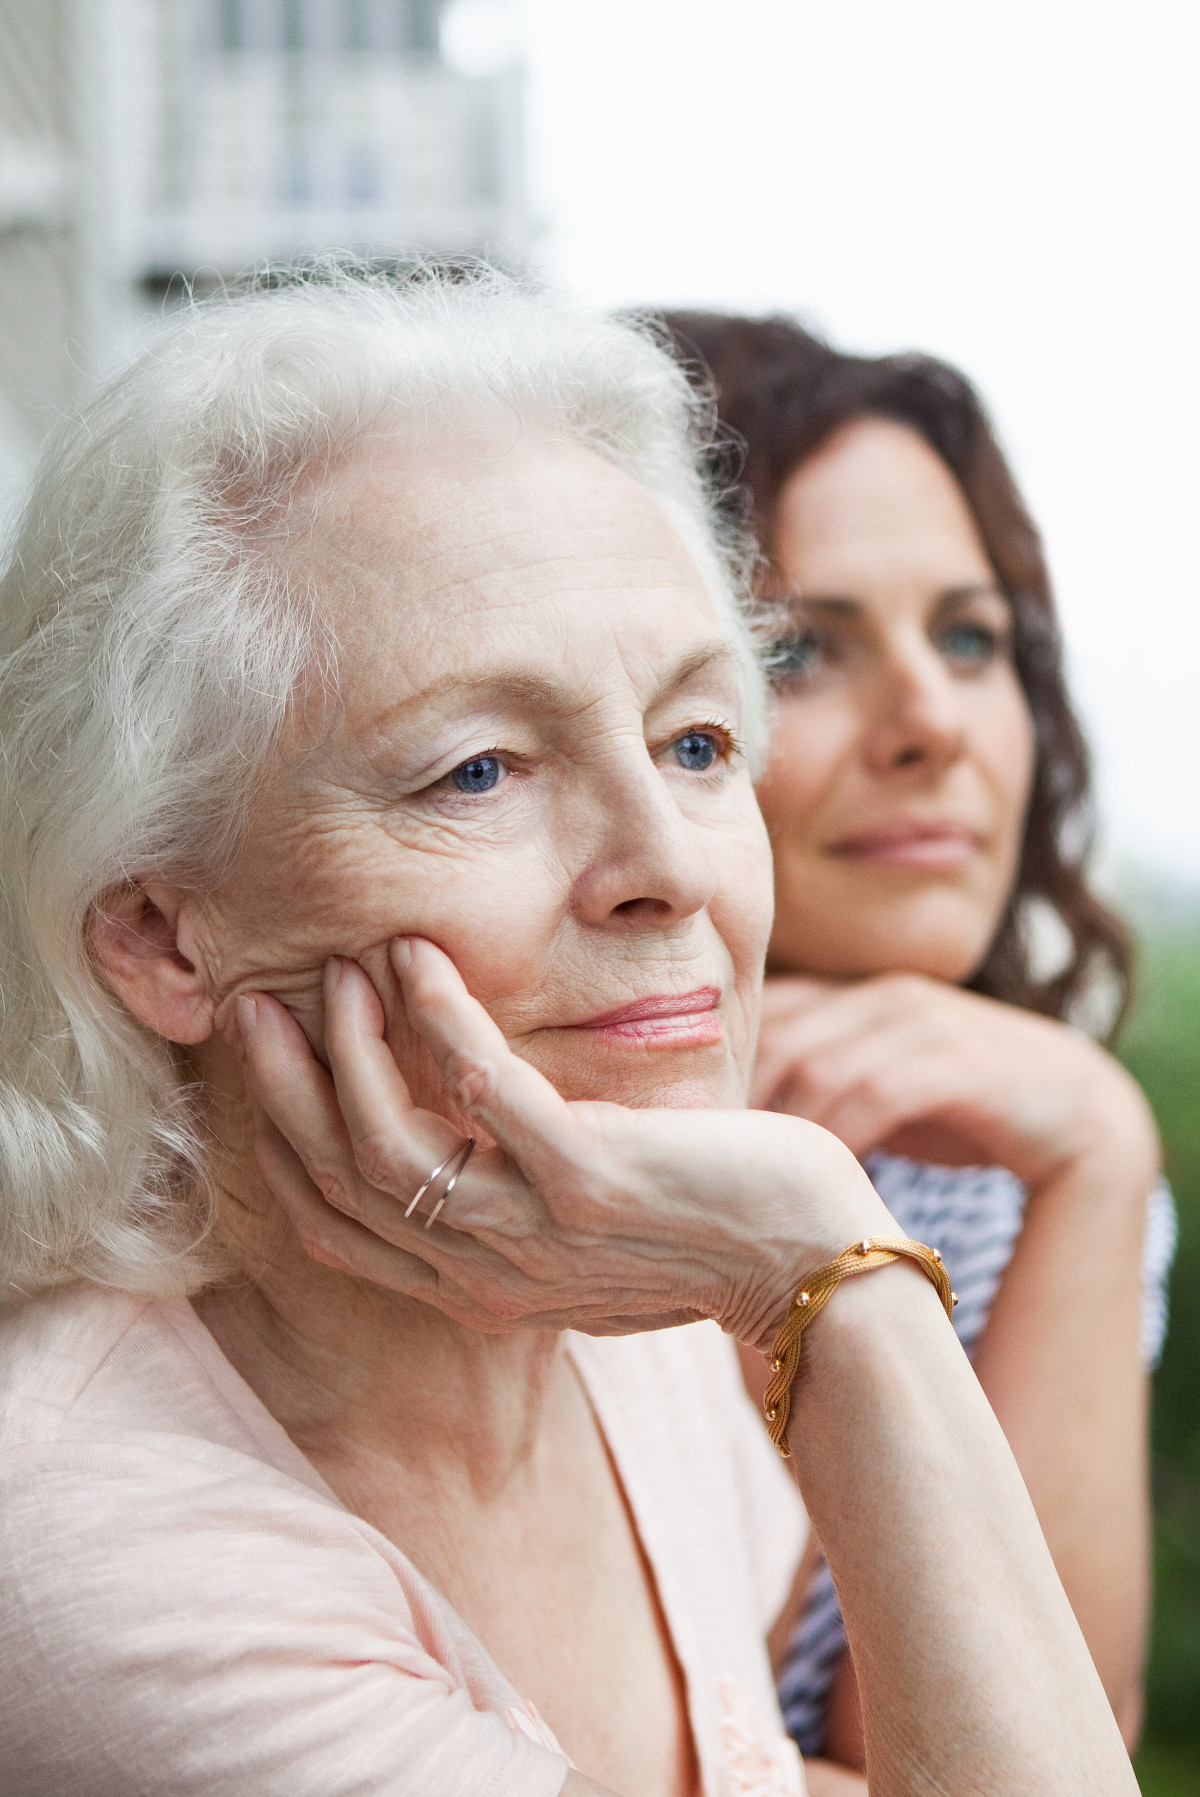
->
xmin=89 ymin=883 xmax=218 ymax=1046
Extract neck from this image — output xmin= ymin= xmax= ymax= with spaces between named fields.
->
xmin=191 ymin=1089 xmax=564 ymax=1494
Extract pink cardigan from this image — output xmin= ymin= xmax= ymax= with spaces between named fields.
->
xmin=0 ymin=1282 xmax=807 ymax=1796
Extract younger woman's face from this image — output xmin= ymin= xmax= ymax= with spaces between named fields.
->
xmin=757 ymin=416 xmax=1036 ymax=983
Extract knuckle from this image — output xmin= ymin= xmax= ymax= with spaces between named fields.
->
xmin=444 ymin=1051 xmax=497 ymax=1113
xmin=309 ymin=1164 xmax=341 ymax=1202
xmin=353 ymin=1131 xmax=407 ymax=1192
xmin=312 ymin=1169 xmax=359 ymax=1218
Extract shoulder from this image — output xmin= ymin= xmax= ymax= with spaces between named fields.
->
xmin=0 ymin=1285 xmax=567 ymax=1797
xmin=0 ymin=1277 xmax=331 ymax=1482
xmin=0 ymin=1282 xmax=412 ymax=1643
xmin=0 ymin=1279 xmax=154 ymax=1436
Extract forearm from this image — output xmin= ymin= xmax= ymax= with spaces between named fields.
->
xmin=786 ymin=1259 xmax=1137 ymax=1797
xmin=970 ymin=1133 xmax=1155 ymax=1732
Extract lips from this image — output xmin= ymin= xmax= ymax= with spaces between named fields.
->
xmin=828 ymin=820 xmax=982 ymax=871
xmin=567 ymin=986 xmax=723 ymax=1048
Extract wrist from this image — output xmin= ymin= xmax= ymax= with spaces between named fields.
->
xmin=761 ymin=1238 xmax=956 ymax=1454
xmin=787 ymin=1253 xmax=962 ymax=1435
xmin=720 ymin=1166 xmax=899 ymax=1353
xmin=1035 ymin=1063 xmax=1160 ymax=1202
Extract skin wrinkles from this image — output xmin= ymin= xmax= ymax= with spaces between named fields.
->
xmin=316 ymin=441 xmax=717 ymax=664
xmin=84 ymin=436 xmax=774 ymax=1794
xmin=160 ymin=443 xmax=771 ymax=1133
xmin=87 ymin=418 xmax=1147 ymax=1797
xmin=339 ymin=642 xmax=739 ymax=807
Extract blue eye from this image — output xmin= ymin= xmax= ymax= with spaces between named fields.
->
xmin=450 ymin=754 xmax=503 ymax=794
xmin=938 ymin=624 xmax=997 ymax=666
xmin=673 ymin=731 xmax=719 ymax=772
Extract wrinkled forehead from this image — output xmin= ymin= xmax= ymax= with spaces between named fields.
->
xmin=298 ymin=435 xmax=740 ymax=725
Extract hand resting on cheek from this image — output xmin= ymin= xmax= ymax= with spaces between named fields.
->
xmin=239 ymin=935 xmax=894 ymax=1347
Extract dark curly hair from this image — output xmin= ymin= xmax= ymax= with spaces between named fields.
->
xmin=662 ymin=310 xmax=1132 ymax=1030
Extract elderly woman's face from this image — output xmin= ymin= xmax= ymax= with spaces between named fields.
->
xmin=195 ymin=440 xmax=773 ymax=1116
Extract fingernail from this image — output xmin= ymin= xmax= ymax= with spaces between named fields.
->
xmin=325 ymin=957 xmax=343 ymax=996
xmin=390 ymin=938 xmax=413 ymax=975
xmin=235 ymin=995 xmax=257 ymax=1039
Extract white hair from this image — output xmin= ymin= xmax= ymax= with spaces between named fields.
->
xmin=0 ymin=260 xmax=764 ymax=1300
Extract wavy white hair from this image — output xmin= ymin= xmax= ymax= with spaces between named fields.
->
xmin=0 ymin=261 xmax=764 ymax=1300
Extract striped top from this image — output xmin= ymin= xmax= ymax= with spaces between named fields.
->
xmin=777 ymin=1155 xmax=1178 ymax=1758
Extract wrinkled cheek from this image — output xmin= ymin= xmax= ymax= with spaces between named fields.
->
xmin=359 ymin=948 xmax=500 ymax=1148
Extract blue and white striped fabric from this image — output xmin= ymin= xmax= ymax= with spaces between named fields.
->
xmin=776 ymin=1155 xmax=1178 ymax=1759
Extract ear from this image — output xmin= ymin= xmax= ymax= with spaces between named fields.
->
xmin=89 ymin=883 xmax=217 ymax=1045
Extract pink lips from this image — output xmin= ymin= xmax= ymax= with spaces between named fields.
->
xmin=830 ymin=821 xmax=981 ymax=871
xmin=569 ymin=986 xmax=723 ymax=1049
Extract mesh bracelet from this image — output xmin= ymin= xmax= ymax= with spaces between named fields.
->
xmin=762 ymin=1236 xmax=957 ymax=1457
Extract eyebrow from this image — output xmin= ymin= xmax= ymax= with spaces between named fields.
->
xmin=659 ymin=639 xmax=743 ymax=691
xmin=782 ymin=581 xmax=1009 ymax=619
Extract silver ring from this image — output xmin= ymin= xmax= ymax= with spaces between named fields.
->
xmin=404 ymin=1137 xmax=476 ymax=1229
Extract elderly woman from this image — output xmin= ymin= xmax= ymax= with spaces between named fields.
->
xmin=661 ymin=311 xmax=1170 ymax=1779
xmin=0 ymin=268 xmax=1136 ymax=1797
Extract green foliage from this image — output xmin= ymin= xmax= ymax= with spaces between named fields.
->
xmin=1120 ymin=928 xmax=1200 ymax=1776
xmin=1134 ymin=1741 xmax=1200 ymax=1797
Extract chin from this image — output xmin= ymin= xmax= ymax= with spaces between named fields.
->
xmin=770 ymin=906 xmax=992 ymax=986
xmin=522 ymin=1039 xmax=745 ymax=1112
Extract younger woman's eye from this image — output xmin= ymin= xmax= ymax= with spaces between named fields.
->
xmin=450 ymin=754 xmax=504 ymax=794
xmin=770 ymin=628 xmax=824 ymax=683
xmin=936 ymin=622 xmax=1001 ymax=667
xmin=672 ymin=730 xmax=720 ymax=772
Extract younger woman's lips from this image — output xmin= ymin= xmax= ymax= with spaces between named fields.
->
xmin=566 ymin=986 xmax=723 ymax=1049
xmin=829 ymin=826 xmax=981 ymax=871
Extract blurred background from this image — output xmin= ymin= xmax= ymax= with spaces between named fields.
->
xmin=1 ymin=1 xmax=1197 ymax=1785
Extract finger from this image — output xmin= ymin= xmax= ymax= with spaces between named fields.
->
xmin=391 ymin=937 xmax=583 ymax=1181
xmin=257 ymin=1110 xmax=618 ymax=1331
xmin=752 ymin=1000 xmax=880 ymax=1109
xmin=243 ymin=975 xmax=591 ymax=1296
xmin=773 ymin=1022 xmax=959 ymax=1154
xmin=254 ymin=1112 xmax=440 ymax=1298
xmin=323 ymin=957 xmax=467 ymax=1202
xmin=752 ymin=978 xmax=935 ymax=1109
xmin=240 ymin=991 xmax=365 ymax=1211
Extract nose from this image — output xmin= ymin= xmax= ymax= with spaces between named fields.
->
xmin=861 ymin=633 xmax=969 ymax=777
xmin=568 ymin=746 xmax=720 ymax=930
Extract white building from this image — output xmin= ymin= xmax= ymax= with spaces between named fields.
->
xmin=0 ymin=0 xmax=528 ymax=517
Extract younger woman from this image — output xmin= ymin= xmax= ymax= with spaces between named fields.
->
xmin=664 ymin=312 xmax=1174 ymax=1783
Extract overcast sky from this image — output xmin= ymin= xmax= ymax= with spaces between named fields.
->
xmin=519 ymin=0 xmax=1200 ymax=887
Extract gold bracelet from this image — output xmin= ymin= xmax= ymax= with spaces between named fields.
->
xmin=763 ymin=1237 xmax=957 ymax=1457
